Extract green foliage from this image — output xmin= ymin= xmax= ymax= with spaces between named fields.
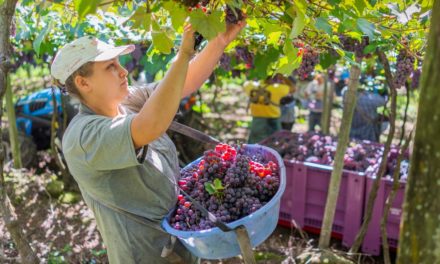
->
xmin=59 ymin=192 xmax=82 ymax=204
xmin=46 ymin=180 xmax=64 ymax=198
xmin=204 ymin=178 xmax=225 ymax=198
xmin=10 ymin=0 xmax=432 ymax=81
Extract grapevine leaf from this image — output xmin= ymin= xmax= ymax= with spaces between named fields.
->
xmin=74 ymin=0 xmax=101 ymax=20
xmin=357 ymin=18 xmax=375 ymax=39
xmin=283 ymin=41 xmax=296 ymax=58
xmin=152 ymin=31 xmax=174 ymax=54
xmin=315 ymin=17 xmax=333 ymax=35
xmin=293 ymin=0 xmax=307 ymax=16
xmin=127 ymin=6 xmax=151 ymax=30
xmin=190 ymin=9 xmax=225 ymax=40
xmin=33 ymin=22 xmax=52 ymax=57
xmin=204 ymin=182 xmax=216 ymax=195
xmin=363 ymin=42 xmax=379 ymax=54
xmin=267 ymin=31 xmax=283 ymax=46
xmin=346 ymin=31 xmax=363 ymax=41
xmin=162 ymin=1 xmax=187 ymax=31
xmin=249 ymin=48 xmax=280 ymax=79
xmin=319 ymin=52 xmax=339 ymax=69
xmin=290 ymin=12 xmax=306 ymax=39
xmin=276 ymin=55 xmax=301 ymax=75
xmin=354 ymin=0 xmax=367 ymax=14
xmin=214 ymin=179 xmax=224 ymax=190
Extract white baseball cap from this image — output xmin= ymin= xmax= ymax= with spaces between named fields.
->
xmin=51 ymin=36 xmax=135 ymax=84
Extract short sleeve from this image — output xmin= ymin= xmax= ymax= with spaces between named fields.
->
xmin=79 ymin=114 xmax=140 ymax=171
xmin=121 ymin=82 xmax=159 ymax=113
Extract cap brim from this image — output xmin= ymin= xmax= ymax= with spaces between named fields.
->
xmin=92 ymin=44 xmax=135 ymax=62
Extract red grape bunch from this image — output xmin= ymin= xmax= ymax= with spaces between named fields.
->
xmin=393 ymin=49 xmax=415 ymax=89
xmin=296 ymin=47 xmax=319 ymax=81
xmin=169 ymin=143 xmax=280 ymax=231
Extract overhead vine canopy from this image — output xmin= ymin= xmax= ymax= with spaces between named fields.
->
xmin=10 ymin=0 xmax=432 ymax=80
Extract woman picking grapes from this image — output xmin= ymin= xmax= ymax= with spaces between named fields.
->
xmin=50 ymin=19 xmax=245 ymax=264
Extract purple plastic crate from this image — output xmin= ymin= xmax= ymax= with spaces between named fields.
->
xmin=362 ymin=177 xmax=406 ymax=255
xmin=278 ymin=161 xmax=365 ymax=247
xmin=278 ymin=161 xmax=296 ymax=224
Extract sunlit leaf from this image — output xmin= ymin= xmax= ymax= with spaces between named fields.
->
xmin=357 ymin=18 xmax=375 ymax=39
xmin=276 ymin=55 xmax=301 ymax=75
xmin=267 ymin=31 xmax=283 ymax=46
xmin=190 ymin=9 xmax=225 ymax=40
xmin=162 ymin=1 xmax=187 ymax=31
xmin=290 ymin=12 xmax=306 ymax=39
xmin=354 ymin=0 xmax=367 ymax=14
xmin=204 ymin=182 xmax=216 ymax=195
xmin=33 ymin=22 xmax=52 ymax=57
xmin=127 ymin=7 xmax=151 ymax=30
xmin=151 ymin=20 xmax=174 ymax=54
xmin=315 ymin=17 xmax=333 ymax=35
xmin=74 ymin=0 xmax=101 ymax=20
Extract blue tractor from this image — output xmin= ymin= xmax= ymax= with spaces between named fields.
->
xmin=4 ymin=88 xmax=79 ymax=168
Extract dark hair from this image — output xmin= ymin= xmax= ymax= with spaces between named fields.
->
xmin=55 ymin=61 xmax=95 ymax=100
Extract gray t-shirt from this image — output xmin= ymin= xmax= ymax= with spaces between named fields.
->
xmin=62 ymin=83 xmax=198 ymax=264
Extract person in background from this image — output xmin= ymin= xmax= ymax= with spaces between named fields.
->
xmin=244 ymin=73 xmax=290 ymax=143
xmin=343 ymin=85 xmax=387 ymax=142
xmin=279 ymin=77 xmax=297 ymax=131
xmin=305 ymin=74 xmax=325 ymax=132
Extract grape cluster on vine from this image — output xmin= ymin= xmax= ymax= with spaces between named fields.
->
xmin=338 ymin=35 xmax=370 ymax=58
xmin=296 ymin=47 xmax=319 ymax=81
xmin=219 ymin=53 xmax=231 ymax=71
xmin=393 ymin=49 xmax=415 ymax=89
xmin=411 ymin=68 xmax=421 ymax=90
xmin=235 ymin=46 xmax=254 ymax=69
xmin=169 ymin=143 xmax=280 ymax=231
xmin=225 ymin=5 xmax=244 ymax=25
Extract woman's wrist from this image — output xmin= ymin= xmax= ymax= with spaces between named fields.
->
xmin=176 ymin=50 xmax=192 ymax=62
xmin=210 ymin=35 xmax=229 ymax=49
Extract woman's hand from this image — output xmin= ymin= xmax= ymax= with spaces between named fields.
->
xmin=179 ymin=24 xmax=196 ymax=58
xmin=215 ymin=17 xmax=247 ymax=47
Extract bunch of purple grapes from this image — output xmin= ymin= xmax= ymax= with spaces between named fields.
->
xmin=235 ymin=46 xmax=254 ymax=68
xmin=297 ymin=48 xmax=319 ymax=81
xmin=411 ymin=68 xmax=421 ymax=90
xmin=225 ymin=5 xmax=244 ymax=24
xmin=16 ymin=51 xmax=37 ymax=67
xmin=393 ymin=49 xmax=415 ymax=89
xmin=339 ymin=35 xmax=370 ymax=58
xmin=219 ymin=53 xmax=231 ymax=71
xmin=169 ymin=144 xmax=280 ymax=231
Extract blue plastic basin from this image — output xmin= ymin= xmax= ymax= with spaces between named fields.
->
xmin=161 ymin=144 xmax=286 ymax=259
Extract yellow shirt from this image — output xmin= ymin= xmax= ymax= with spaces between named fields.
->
xmin=244 ymin=81 xmax=289 ymax=118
